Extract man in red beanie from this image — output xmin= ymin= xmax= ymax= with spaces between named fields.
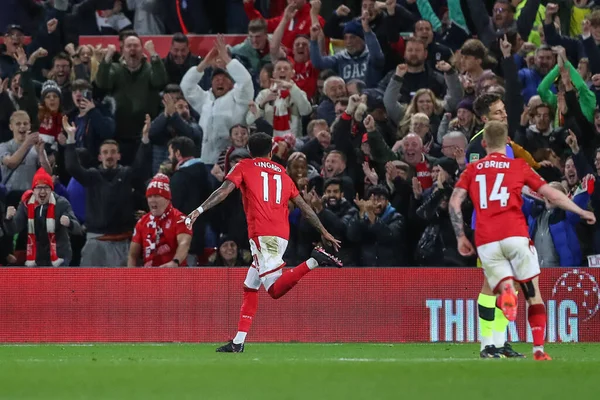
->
xmin=128 ymin=173 xmax=192 ymax=267
xmin=4 ymin=167 xmax=81 ymax=266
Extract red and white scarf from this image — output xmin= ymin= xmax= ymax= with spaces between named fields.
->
xmin=272 ymin=89 xmax=292 ymax=136
xmin=144 ymin=204 xmax=173 ymax=266
xmin=23 ymin=190 xmax=63 ymax=267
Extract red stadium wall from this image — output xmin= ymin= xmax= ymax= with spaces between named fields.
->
xmin=0 ymin=268 xmax=598 ymax=343
xmin=79 ymin=35 xmax=247 ymax=58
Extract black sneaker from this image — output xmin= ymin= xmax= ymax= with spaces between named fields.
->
xmin=216 ymin=340 xmax=244 ymax=353
xmin=480 ymin=345 xmax=505 ymax=358
xmin=311 ymin=246 xmax=343 ymax=268
xmin=498 ymin=342 xmax=525 ymax=358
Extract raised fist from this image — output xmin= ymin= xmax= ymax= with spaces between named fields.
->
xmin=47 ymin=19 xmax=58 ymax=34
xmin=60 ymin=215 xmax=70 ymax=227
xmin=336 ymin=5 xmax=351 ymax=16
xmin=395 ymin=64 xmax=408 ymax=77
xmin=5 ymin=206 xmax=16 ymax=220
xmin=144 ymin=40 xmax=157 ymax=56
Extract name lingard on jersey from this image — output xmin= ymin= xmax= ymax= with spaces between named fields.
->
xmin=254 ymin=161 xmax=282 ymax=173
xmin=476 ymin=160 xmax=510 ymax=170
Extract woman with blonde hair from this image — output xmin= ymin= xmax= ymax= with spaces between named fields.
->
xmin=397 ymin=89 xmax=444 ymax=138
xmin=65 ymin=44 xmax=99 ymax=82
xmin=384 ymin=61 xmax=463 ymax=139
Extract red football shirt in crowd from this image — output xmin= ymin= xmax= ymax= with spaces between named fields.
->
xmin=226 ymin=157 xmax=300 ymax=240
xmin=132 ymin=206 xmax=192 ymax=266
xmin=290 ymin=57 xmax=318 ymax=99
xmin=244 ymin=2 xmax=325 ymax=50
xmin=455 ymin=152 xmax=546 ymax=246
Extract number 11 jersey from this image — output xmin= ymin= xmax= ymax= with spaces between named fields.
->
xmin=455 ymin=152 xmax=546 ymax=247
xmin=226 ymin=157 xmax=300 ymax=241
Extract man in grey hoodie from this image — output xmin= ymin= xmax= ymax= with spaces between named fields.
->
xmin=309 ymin=12 xmax=384 ymax=88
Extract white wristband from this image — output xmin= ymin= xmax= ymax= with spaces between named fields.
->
xmin=195 ymin=206 xmax=204 ymax=215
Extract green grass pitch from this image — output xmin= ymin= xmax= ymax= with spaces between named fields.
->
xmin=0 ymin=343 xmax=598 ymax=399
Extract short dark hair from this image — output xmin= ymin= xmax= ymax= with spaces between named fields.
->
xmin=324 ymin=177 xmax=343 ymax=192
xmin=335 ymin=98 xmax=349 ymax=107
xmin=229 ymin=124 xmax=249 ymax=135
xmin=52 ymin=52 xmax=72 ymax=69
xmin=261 ymin=63 xmax=274 ymax=78
xmin=415 ymin=20 xmax=433 ymax=31
xmin=404 ymin=36 xmax=427 ymax=49
xmin=71 ymin=79 xmax=92 ymax=92
xmin=532 ymin=102 xmax=554 ymax=119
xmin=326 ymin=150 xmax=347 ymax=163
xmin=473 ymin=93 xmax=503 ymax=118
xmin=319 ymin=69 xmax=337 ymax=81
xmin=168 ymin=136 xmax=196 ymax=158
xmin=535 ymin=44 xmax=554 ymax=56
xmin=172 ymin=32 xmax=189 ymax=45
xmin=163 ymin=83 xmax=183 ymax=99
xmin=274 ymin=57 xmax=292 ymax=67
xmin=119 ymin=29 xmax=138 ymax=42
xmin=366 ymin=184 xmax=390 ymax=200
xmin=248 ymin=18 xmax=268 ymax=34
xmin=347 ymin=79 xmax=366 ymax=93
xmin=248 ymin=132 xmax=273 ymax=158
xmin=100 ymin=139 xmax=119 ymax=151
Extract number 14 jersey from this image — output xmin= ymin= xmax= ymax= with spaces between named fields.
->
xmin=455 ymin=152 xmax=546 ymax=247
xmin=226 ymin=157 xmax=300 ymax=240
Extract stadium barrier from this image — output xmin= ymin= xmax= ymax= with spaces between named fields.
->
xmin=0 ymin=267 xmax=598 ymax=343
xmin=79 ymin=35 xmax=247 ymax=58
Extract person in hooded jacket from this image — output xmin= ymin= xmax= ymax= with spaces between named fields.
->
xmin=309 ymin=16 xmax=384 ymax=88
xmin=167 ymin=136 xmax=212 ymax=264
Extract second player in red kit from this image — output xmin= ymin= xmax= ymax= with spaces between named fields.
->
xmin=449 ymin=121 xmax=595 ymax=360
xmin=186 ymin=133 xmax=342 ymax=353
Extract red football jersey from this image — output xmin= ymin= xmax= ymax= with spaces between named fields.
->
xmin=226 ymin=157 xmax=300 ymax=240
xmin=455 ymin=152 xmax=546 ymax=246
xmin=290 ymin=57 xmax=318 ymax=100
xmin=132 ymin=207 xmax=192 ymax=267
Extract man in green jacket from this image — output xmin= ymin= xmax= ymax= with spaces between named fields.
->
xmin=96 ymin=34 xmax=168 ymax=165
xmin=230 ymin=18 xmax=272 ymax=81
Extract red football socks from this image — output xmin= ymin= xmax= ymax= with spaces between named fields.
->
xmin=528 ymin=303 xmax=547 ymax=347
xmin=267 ymin=262 xmax=311 ymax=299
xmin=237 ymin=287 xmax=258 ymax=333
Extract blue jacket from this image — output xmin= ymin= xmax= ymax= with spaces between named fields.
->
xmin=518 ymin=67 xmax=555 ymax=104
xmin=309 ymin=31 xmax=385 ymax=88
xmin=522 ymin=191 xmax=589 ymax=267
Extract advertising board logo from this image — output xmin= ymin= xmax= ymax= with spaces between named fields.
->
xmin=552 ymin=269 xmax=600 ymax=322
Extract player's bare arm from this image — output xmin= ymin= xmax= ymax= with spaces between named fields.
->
xmin=291 ymin=195 xmax=342 ymax=251
xmin=160 ymin=233 xmax=192 ymax=267
xmin=449 ymin=188 xmax=468 ymax=237
xmin=186 ymin=180 xmax=236 ymax=228
xmin=449 ymin=187 xmax=475 ymax=256
xmin=537 ymin=184 xmax=597 ymax=225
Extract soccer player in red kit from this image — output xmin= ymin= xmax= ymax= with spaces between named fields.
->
xmin=186 ymin=132 xmax=342 ymax=352
xmin=449 ymin=121 xmax=596 ymax=361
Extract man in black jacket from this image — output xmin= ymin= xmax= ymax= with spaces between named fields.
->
xmin=63 ymin=114 xmax=150 ymax=267
xmin=299 ymin=178 xmax=358 ymax=265
xmin=168 ymin=136 xmax=211 ymax=264
xmin=163 ymin=33 xmax=199 ymax=85
xmin=347 ymin=184 xmax=406 ymax=266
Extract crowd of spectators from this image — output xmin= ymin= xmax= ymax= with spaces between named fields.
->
xmin=1 ymin=0 xmax=600 ymax=268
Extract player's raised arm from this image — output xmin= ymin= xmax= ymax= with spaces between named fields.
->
xmin=185 ymin=180 xmax=236 ymax=229
xmin=291 ymin=194 xmax=342 ymax=251
xmin=449 ymin=187 xmax=475 ymax=256
xmin=537 ymin=184 xmax=596 ymax=225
